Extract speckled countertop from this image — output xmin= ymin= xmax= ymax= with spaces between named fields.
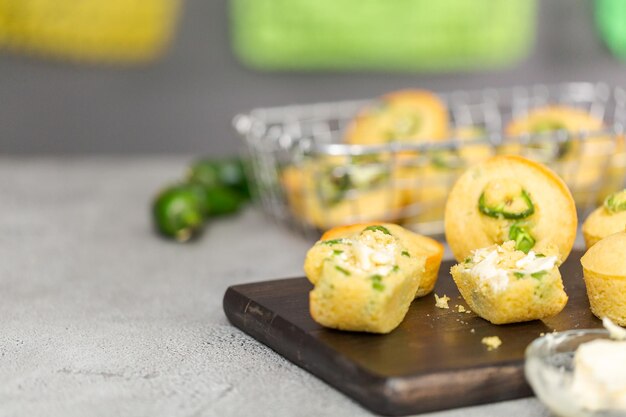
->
xmin=0 ymin=157 xmax=555 ymax=417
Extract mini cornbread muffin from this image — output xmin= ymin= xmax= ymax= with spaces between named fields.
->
xmin=304 ymin=223 xmax=427 ymax=333
xmin=505 ymin=105 xmax=611 ymax=206
xmin=280 ymin=156 xmax=403 ymax=229
xmin=451 ymin=241 xmax=567 ymax=324
xmin=314 ymin=222 xmax=444 ymax=298
xmin=583 ymin=189 xmax=626 ymax=248
xmin=343 ymin=90 xmax=449 ymax=145
xmin=444 ymin=155 xmax=577 ymax=263
xmin=505 ymin=106 xmax=605 ymax=161
xmin=580 ymin=231 xmax=626 ymax=326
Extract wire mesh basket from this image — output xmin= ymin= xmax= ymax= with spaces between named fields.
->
xmin=0 ymin=0 xmax=181 ymax=64
xmin=234 ymin=82 xmax=626 ymax=237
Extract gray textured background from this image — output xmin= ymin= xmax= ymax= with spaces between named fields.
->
xmin=0 ymin=157 xmax=557 ymax=417
xmin=0 ymin=0 xmax=625 ymax=156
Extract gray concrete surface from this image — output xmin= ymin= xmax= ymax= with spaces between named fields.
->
xmin=0 ymin=157 xmax=558 ymax=416
xmin=0 ymin=0 xmax=625 ymax=155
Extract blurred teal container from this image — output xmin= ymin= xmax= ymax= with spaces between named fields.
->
xmin=595 ymin=0 xmax=626 ymax=60
xmin=229 ymin=0 xmax=537 ymax=72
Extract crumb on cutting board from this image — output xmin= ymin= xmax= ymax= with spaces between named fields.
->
xmin=434 ymin=294 xmax=450 ymax=309
xmin=470 ymin=328 xmax=475 ymax=333
xmin=481 ymin=336 xmax=502 ymax=351
xmin=456 ymin=305 xmax=466 ymax=313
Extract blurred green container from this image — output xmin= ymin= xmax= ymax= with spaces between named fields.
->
xmin=595 ymin=0 xmax=626 ymax=60
xmin=229 ymin=0 xmax=537 ymax=72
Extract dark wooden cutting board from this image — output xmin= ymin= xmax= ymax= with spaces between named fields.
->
xmin=223 ymin=250 xmax=601 ymax=416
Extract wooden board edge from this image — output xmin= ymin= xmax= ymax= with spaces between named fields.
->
xmin=222 ymin=284 xmax=534 ymax=416
xmin=381 ymin=363 xmax=532 ymax=415
xmin=223 ymin=285 xmax=403 ymax=415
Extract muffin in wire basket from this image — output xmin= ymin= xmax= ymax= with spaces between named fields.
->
xmin=280 ymin=155 xmax=404 ymax=230
xmin=343 ymin=90 xmax=449 ymax=145
xmin=398 ymin=126 xmax=494 ymax=231
xmin=504 ymin=105 xmax=614 ymax=208
xmin=237 ymin=83 xmax=622 ymax=237
xmin=597 ymin=134 xmax=626 ymax=204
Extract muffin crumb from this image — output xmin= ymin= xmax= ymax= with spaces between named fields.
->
xmin=482 ymin=336 xmax=502 ymax=351
xmin=456 ymin=305 xmax=466 ymax=313
xmin=435 ymin=294 xmax=450 ymax=309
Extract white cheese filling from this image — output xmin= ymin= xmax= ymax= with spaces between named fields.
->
xmin=514 ymin=251 xmax=557 ymax=274
xmin=466 ymin=248 xmax=557 ymax=293
xmin=333 ymin=233 xmax=397 ymax=276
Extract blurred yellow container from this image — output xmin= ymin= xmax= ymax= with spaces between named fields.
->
xmin=0 ymin=0 xmax=181 ymax=63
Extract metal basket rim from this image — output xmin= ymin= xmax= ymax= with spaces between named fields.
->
xmin=232 ymin=81 xmax=626 ymax=154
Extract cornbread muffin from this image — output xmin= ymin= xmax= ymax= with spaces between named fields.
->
xmin=281 ymin=156 xmax=403 ymax=229
xmin=505 ymin=105 xmax=611 ymax=206
xmin=444 ymin=155 xmax=577 ymax=263
xmin=580 ymin=231 xmax=626 ymax=326
xmin=450 ymin=126 xmax=494 ymax=166
xmin=505 ymin=106 xmax=604 ymax=160
xmin=304 ymin=223 xmax=426 ymax=333
xmin=582 ymin=189 xmax=626 ymax=248
xmin=343 ymin=90 xmax=449 ymax=145
xmin=451 ymin=241 xmax=567 ymax=324
xmin=314 ymin=222 xmax=444 ymax=298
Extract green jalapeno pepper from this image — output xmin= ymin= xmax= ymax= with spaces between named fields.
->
xmin=509 ymin=222 xmax=536 ymax=253
xmin=604 ymin=189 xmax=626 ymax=213
xmin=152 ymin=184 xmax=206 ymax=242
xmin=478 ymin=189 xmax=535 ymax=220
xmin=187 ymin=158 xmax=251 ymax=199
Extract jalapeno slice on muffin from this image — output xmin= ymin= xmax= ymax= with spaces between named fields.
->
xmin=508 ymin=221 xmax=536 ymax=253
xmin=583 ymin=188 xmax=626 ymax=248
xmin=316 ymin=157 xmax=390 ymax=206
xmin=478 ymin=179 xmax=535 ymax=220
xmin=528 ymin=120 xmax=571 ymax=158
xmin=604 ymin=189 xmax=626 ymax=213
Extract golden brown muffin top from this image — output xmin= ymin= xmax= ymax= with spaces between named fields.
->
xmin=581 ymin=231 xmax=626 ymax=276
